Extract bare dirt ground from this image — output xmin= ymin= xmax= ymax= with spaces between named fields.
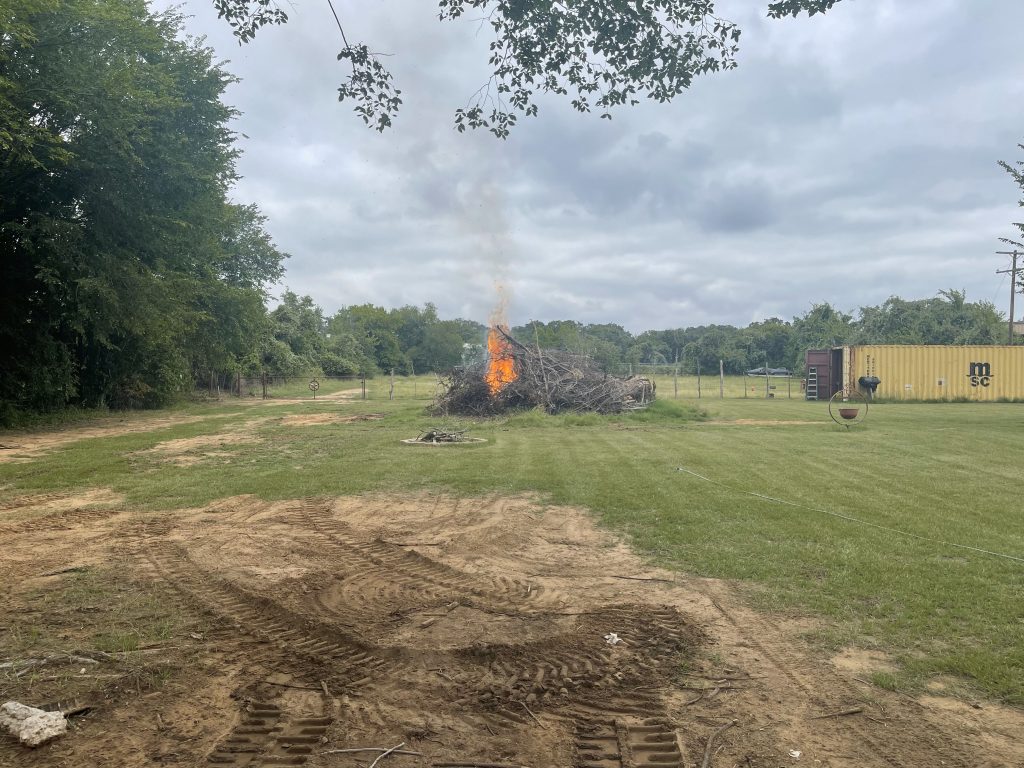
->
xmin=0 ymin=414 xmax=212 ymax=464
xmin=2 ymin=489 xmax=1022 ymax=768
xmin=0 ymin=388 xmax=364 ymax=464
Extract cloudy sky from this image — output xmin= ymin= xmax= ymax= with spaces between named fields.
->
xmin=165 ymin=0 xmax=1024 ymax=332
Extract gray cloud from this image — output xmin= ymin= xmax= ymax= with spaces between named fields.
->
xmin=163 ymin=0 xmax=1024 ymax=332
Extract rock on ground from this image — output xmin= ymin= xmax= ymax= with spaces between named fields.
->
xmin=0 ymin=701 xmax=67 ymax=748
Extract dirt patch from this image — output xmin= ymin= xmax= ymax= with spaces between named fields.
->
xmin=918 ymin=695 xmax=1024 ymax=761
xmin=0 ymin=493 xmax=1018 ymax=768
xmin=133 ymin=432 xmax=256 ymax=466
xmin=0 ymin=414 xmax=211 ymax=463
xmin=279 ymin=413 xmax=385 ymax=427
xmin=830 ymin=647 xmax=898 ymax=675
xmin=234 ymin=387 xmax=365 ymax=407
xmin=0 ymin=487 xmax=123 ymax=516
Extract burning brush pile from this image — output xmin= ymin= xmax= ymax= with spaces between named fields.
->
xmin=434 ymin=327 xmax=654 ymax=416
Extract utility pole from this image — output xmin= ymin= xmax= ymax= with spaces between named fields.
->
xmin=996 ymin=250 xmax=1021 ymax=344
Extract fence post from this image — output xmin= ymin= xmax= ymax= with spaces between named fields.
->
xmin=672 ymin=352 xmax=678 ymax=399
xmin=719 ymin=360 xmax=724 ymax=398
xmin=389 ymin=369 xmax=395 ymax=401
xmin=696 ymin=360 xmax=701 ymax=398
xmin=361 ymin=374 xmax=366 ymax=400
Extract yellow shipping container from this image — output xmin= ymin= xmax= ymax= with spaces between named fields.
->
xmin=846 ymin=345 xmax=1024 ymax=401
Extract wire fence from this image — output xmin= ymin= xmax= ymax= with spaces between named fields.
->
xmin=195 ymin=371 xmax=805 ymax=402
xmin=194 ymin=373 xmax=443 ymax=402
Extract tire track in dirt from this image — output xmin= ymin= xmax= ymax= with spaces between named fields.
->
xmin=207 ymin=702 xmax=331 ymax=767
xmin=703 ymin=581 xmax=974 ymax=767
xmin=295 ymin=497 xmax=569 ymax=617
xmin=7 ymin=490 xmax=1017 ymax=768
xmin=134 ymin=541 xmax=396 ymax=691
xmin=440 ymin=603 xmax=697 ymax=753
xmin=295 ymin=495 xmax=696 ymax=764
xmin=119 ymin=498 xmax=701 ymax=767
xmin=0 ymin=506 xmax=123 ymax=536
xmin=574 ymin=717 xmax=685 ymax=768
xmin=206 ymin=702 xmax=282 ymax=766
xmin=0 ymin=492 xmax=70 ymax=511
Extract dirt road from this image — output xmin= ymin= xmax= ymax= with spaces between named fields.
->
xmin=1 ymin=491 xmax=1021 ymax=767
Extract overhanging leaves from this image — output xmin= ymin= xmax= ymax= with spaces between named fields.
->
xmin=211 ymin=0 xmax=844 ymax=136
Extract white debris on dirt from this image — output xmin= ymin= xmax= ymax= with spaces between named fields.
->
xmin=0 ymin=701 xmax=67 ymax=747
xmin=603 ymin=632 xmax=622 ymax=645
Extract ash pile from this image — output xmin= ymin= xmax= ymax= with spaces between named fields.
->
xmin=433 ymin=327 xmax=654 ymax=417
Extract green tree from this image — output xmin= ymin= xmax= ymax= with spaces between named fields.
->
xmin=787 ymin=304 xmax=854 ymax=370
xmin=743 ymin=318 xmax=793 ymax=369
xmin=410 ymin=321 xmax=466 ymax=372
xmin=211 ymin=0 xmax=844 ymax=136
xmin=269 ymin=292 xmax=326 ymax=363
xmin=855 ymin=291 xmax=1003 ymax=347
xmin=334 ymin=304 xmax=407 ymax=373
xmin=0 ymin=0 xmax=285 ymax=417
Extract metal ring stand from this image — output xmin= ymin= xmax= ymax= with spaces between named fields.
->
xmin=828 ymin=389 xmax=868 ymax=428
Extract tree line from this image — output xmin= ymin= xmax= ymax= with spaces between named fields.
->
xmin=251 ymin=288 xmax=1004 ymax=385
xmin=2 ymin=0 xmax=291 ymax=420
xmin=512 ymin=289 xmax=1005 ymax=376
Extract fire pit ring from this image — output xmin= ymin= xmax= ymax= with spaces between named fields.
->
xmin=402 ymin=428 xmax=487 ymax=446
xmin=401 ymin=437 xmax=487 ymax=446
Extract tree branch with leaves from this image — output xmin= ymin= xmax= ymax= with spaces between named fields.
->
xmin=211 ymin=0 xmax=844 ymax=136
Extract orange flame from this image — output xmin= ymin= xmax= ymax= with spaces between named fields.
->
xmin=485 ymin=326 xmax=517 ymax=395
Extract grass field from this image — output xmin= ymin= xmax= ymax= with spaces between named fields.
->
xmin=2 ymin=387 xmax=1021 ymax=706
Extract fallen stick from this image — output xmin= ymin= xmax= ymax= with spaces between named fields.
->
xmin=525 ymin=573 xmax=672 ymax=582
xmin=809 ymin=706 xmax=863 ymax=720
xmin=685 ymin=674 xmax=768 ymax=681
xmin=518 ymin=701 xmax=547 ymax=729
xmin=4 ymin=654 xmax=103 ymax=674
xmin=261 ymin=680 xmax=322 ymax=691
xmin=700 ymin=719 xmax=737 ymax=768
xmin=38 ymin=565 xmax=89 ymax=577
xmin=682 ymin=690 xmax=706 ymax=707
xmin=322 ymin=747 xmax=422 ymax=756
xmin=33 ymin=673 xmax=124 ymax=682
xmin=852 ymin=677 xmax=927 ymax=709
xmin=678 ymin=684 xmax=747 ymax=692
xmin=368 ymin=742 xmax=406 ymax=768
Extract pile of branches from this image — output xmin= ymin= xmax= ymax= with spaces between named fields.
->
xmin=433 ymin=328 xmax=655 ymax=416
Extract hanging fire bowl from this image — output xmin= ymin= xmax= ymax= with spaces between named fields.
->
xmin=828 ymin=390 xmax=868 ymax=428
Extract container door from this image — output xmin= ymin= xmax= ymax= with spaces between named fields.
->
xmin=830 ymin=348 xmax=844 ymax=398
xmin=804 ymin=350 xmax=831 ymax=400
